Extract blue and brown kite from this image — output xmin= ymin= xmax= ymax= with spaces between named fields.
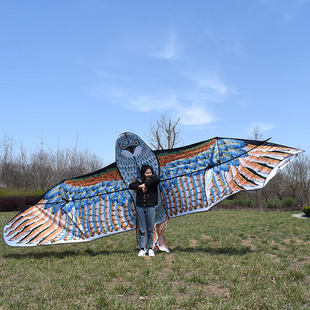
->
xmin=3 ymin=133 xmax=302 ymax=251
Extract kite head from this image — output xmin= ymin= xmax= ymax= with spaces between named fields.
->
xmin=116 ymin=132 xmax=144 ymax=159
xmin=115 ymin=132 xmax=159 ymax=185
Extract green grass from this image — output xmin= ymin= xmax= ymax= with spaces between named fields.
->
xmin=1 ymin=210 xmax=309 ymax=309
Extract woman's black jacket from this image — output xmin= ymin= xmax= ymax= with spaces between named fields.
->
xmin=129 ymin=174 xmax=160 ymax=207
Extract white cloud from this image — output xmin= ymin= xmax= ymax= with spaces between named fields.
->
xmin=123 ymin=95 xmax=216 ymax=126
xmin=198 ymin=79 xmax=229 ymax=96
xmin=177 ymin=104 xmax=216 ymax=125
xmin=152 ymin=31 xmax=179 ymax=61
xmin=247 ymin=122 xmax=275 ymax=137
xmin=126 ymin=95 xmax=178 ymax=112
xmin=186 ymin=72 xmax=238 ymax=102
xmin=90 ymin=68 xmax=236 ymax=126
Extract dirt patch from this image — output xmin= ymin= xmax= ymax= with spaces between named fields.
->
xmin=283 ymin=238 xmax=310 ymax=245
xmin=165 ymin=252 xmax=174 ymax=268
xmin=201 ymin=234 xmax=213 ymax=241
xmin=203 ymin=282 xmax=229 ymax=298
xmin=189 ymin=239 xmax=198 ymax=247
xmin=170 ymin=280 xmax=229 ymax=306
xmin=290 ymin=257 xmax=310 ymax=268
xmin=156 ymin=253 xmax=175 ymax=280
xmin=266 ymin=254 xmax=281 ymax=262
xmin=241 ymin=238 xmax=257 ymax=251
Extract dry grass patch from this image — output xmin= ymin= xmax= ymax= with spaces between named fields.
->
xmin=189 ymin=239 xmax=199 ymax=247
xmin=241 ymin=238 xmax=258 ymax=251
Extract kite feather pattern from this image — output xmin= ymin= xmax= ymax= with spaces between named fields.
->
xmin=3 ymin=133 xmax=303 ymax=248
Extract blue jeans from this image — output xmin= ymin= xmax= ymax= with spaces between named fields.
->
xmin=136 ymin=205 xmax=156 ymax=250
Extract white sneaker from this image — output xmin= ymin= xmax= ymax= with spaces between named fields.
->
xmin=138 ymin=249 xmax=146 ymax=257
xmin=148 ymin=249 xmax=155 ymax=257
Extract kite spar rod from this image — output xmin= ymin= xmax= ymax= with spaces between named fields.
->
xmin=60 ymin=195 xmax=87 ymax=238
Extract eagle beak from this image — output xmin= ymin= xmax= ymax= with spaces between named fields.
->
xmin=126 ymin=146 xmax=136 ymax=154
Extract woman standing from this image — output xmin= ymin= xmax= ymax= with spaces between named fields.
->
xmin=129 ymin=165 xmax=160 ymax=257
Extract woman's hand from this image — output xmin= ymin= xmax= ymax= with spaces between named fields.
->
xmin=138 ymin=184 xmax=148 ymax=193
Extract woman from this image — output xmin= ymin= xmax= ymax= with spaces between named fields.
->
xmin=129 ymin=165 xmax=160 ymax=257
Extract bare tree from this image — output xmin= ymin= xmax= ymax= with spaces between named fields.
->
xmin=249 ymin=125 xmax=263 ymax=141
xmin=0 ymin=134 xmax=15 ymax=188
xmin=149 ymin=114 xmax=181 ymax=150
xmin=0 ymin=135 xmax=104 ymax=191
xmin=282 ymin=152 xmax=310 ymax=207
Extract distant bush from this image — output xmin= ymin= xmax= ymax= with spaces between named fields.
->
xmin=267 ymin=198 xmax=281 ymax=209
xmin=0 ymin=188 xmax=43 ymax=212
xmin=282 ymin=197 xmax=295 ymax=209
xmin=219 ymin=196 xmax=299 ymax=211
xmin=218 ymin=198 xmax=254 ymax=209
xmin=238 ymin=198 xmax=254 ymax=208
xmin=302 ymin=206 xmax=310 ymax=217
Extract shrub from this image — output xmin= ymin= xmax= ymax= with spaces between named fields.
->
xmin=217 ymin=198 xmax=255 ymax=209
xmin=267 ymin=198 xmax=281 ymax=209
xmin=281 ymin=197 xmax=295 ymax=209
xmin=302 ymin=206 xmax=310 ymax=217
xmin=238 ymin=198 xmax=254 ymax=208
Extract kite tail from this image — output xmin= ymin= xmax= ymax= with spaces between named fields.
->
xmin=154 ymin=217 xmax=170 ymax=253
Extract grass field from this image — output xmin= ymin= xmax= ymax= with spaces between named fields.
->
xmin=1 ymin=210 xmax=309 ymax=309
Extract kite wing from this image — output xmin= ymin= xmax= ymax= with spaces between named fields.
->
xmin=3 ymin=163 xmax=137 ymax=247
xmin=156 ymin=137 xmax=302 ymax=218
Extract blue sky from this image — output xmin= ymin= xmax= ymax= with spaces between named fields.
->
xmin=1 ymin=0 xmax=309 ymax=163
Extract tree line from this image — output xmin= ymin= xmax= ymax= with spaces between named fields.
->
xmin=0 ymin=135 xmax=103 ymax=191
xmin=1 ymin=118 xmax=309 ymax=209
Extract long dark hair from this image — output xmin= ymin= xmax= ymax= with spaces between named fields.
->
xmin=140 ymin=165 xmax=155 ymax=179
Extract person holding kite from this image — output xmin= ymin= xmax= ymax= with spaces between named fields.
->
xmin=129 ymin=165 xmax=160 ymax=257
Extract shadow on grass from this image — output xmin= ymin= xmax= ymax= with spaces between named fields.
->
xmin=4 ymin=249 xmax=96 ymax=260
xmin=4 ymin=245 xmax=254 ymax=259
xmin=168 ymin=246 xmax=255 ymax=256
xmin=4 ymin=246 xmax=142 ymax=259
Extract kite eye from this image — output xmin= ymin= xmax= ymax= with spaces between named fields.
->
xmin=120 ymin=145 xmax=126 ymax=149
xmin=134 ymin=141 xmax=139 ymax=146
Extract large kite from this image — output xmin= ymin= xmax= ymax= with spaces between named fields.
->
xmin=3 ymin=133 xmax=302 ymax=250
